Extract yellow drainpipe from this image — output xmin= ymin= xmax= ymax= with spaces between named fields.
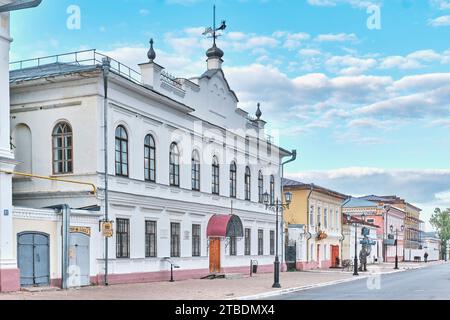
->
xmin=0 ymin=170 xmax=97 ymax=195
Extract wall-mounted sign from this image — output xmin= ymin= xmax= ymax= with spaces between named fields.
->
xmin=101 ymin=221 xmax=113 ymax=238
xmin=70 ymin=226 xmax=91 ymax=237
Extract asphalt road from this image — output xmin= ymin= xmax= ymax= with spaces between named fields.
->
xmin=268 ymin=263 xmax=450 ymax=300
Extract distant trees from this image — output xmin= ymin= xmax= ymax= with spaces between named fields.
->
xmin=430 ymin=208 xmax=450 ymax=260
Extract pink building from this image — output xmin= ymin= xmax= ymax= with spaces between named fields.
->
xmin=343 ymin=196 xmax=406 ymax=263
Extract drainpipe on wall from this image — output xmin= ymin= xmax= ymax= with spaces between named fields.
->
xmin=306 ymin=184 xmax=314 ymax=263
xmin=102 ymin=57 xmax=111 ymax=286
xmin=280 ymin=150 xmax=297 ymax=269
xmin=51 ymin=204 xmax=70 ymax=289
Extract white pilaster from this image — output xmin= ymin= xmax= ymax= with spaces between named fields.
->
xmin=0 ymin=4 xmax=19 ymax=292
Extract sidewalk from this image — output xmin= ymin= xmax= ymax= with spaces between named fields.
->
xmin=0 ymin=261 xmax=445 ymax=300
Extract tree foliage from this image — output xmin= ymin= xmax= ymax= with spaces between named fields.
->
xmin=430 ymin=208 xmax=450 ymax=246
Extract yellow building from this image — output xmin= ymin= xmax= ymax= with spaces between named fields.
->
xmin=283 ymin=179 xmax=348 ymax=270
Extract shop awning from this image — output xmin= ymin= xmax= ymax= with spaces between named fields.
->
xmin=207 ymin=214 xmax=243 ymax=238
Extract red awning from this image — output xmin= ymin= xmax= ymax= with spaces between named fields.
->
xmin=206 ymin=214 xmax=244 ymax=238
xmin=207 ymin=214 xmax=232 ymax=237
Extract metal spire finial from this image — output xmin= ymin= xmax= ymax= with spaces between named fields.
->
xmin=256 ymin=103 xmax=262 ymax=120
xmin=147 ymin=38 xmax=156 ymax=62
xmin=203 ymin=5 xmax=226 ymax=58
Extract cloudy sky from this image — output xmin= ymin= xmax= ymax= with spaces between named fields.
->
xmin=10 ymin=0 xmax=450 ymax=230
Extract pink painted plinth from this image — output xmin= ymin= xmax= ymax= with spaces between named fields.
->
xmin=0 ymin=268 xmax=20 ymax=292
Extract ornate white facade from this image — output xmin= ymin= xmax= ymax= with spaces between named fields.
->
xmin=7 ymin=37 xmax=293 ymax=286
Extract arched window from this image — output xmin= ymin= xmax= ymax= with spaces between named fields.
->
xmin=169 ymin=142 xmax=180 ymax=187
xmin=270 ymin=175 xmax=275 ymax=204
xmin=245 ymin=166 xmax=251 ymax=201
xmin=212 ymin=156 xmax=220 ymax=195
xmin=192 ymin=150 xmax=200 ymax=191
xmin=258 ymin=171 xmax=264 ymax=203
xmin=229 ymin=161 xmax=237 ymax=198
xmin=144 ymin=134 xmax=156 ymax=182
xmin=115 ymin=126 xmax=129 ymax=177
xmin=52 ymin=122 xmax=73 ymax=174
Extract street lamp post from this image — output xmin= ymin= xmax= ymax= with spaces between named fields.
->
xmin=263 ymin=191 xmax=292 ymax=288
xmin=346 ymin=213 xmax=366 ymax=276
xmin=390 ymin=224 xmax=404 ymax=270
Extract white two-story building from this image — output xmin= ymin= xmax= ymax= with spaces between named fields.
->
xmin=7 ymin=36 xmax=294 ymax=288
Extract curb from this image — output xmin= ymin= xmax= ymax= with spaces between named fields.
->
xmin=233 ymin=262 xmax=445 ymax=300
xmin=233 ymin=276 xmax=371 ymax=300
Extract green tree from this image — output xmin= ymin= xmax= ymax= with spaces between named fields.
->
xmin=430 ymin=208 xmax=450 ymax=260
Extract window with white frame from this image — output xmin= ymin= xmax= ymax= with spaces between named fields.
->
xmin=230 ymin=161 xmax=237 ymax=198
xmin=258 ymin=171 xmax=264 ymax=203
xmin=270 ymin=175 xmax=275 ymax=204
xmin=144 ymin=134 xmax=156 ymax=182
xmin=317 ymin=207 xmax=322 ymax=228
xmin=310 ymin=205 xmax=315 ymax=226
xmin=324 ymin=208 xmax=328 ymax=228
xmin=245 ymin=166 xmax=251 ymax=201
xmin=52 ymin=121 xmax=73 ymax=174
xmin=191 ymin=150 xmax=200 ymax=191
xmin=169 ymin=143 xmax=180 ymax=187
xmin=212 ymin=156 xmax=220 ymax=195
xmin=115 ymin=125 xmax=128 ymax=177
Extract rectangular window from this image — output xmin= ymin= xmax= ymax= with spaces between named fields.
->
xmin=245 ymin=228 xmax=251 ymax=255
xmin=270 ymin=230 xmax=275 ymax=255
xmin=258 ymin=229 xmax=264 ymax=255
xmin=192 ymin=224 xmax=201 ymax=257
xmin=230 ymin=237 xmax=237 ymax=256
xmin=336 ymin=209 xmax=339 ymax=228
xmin=324 ymin=208 xmax=328 ymax=228
xmin=310 ymin=205 xmax=314 ymax=226
xmin=317 ymin=207 xmax=322 ymax=228
xmin=170 ymin=222 xmax=181 ymax=257
xmin=145 ymin=220 xmax=157 ymax=258
xmin=116 ymin=218 xmax=130 ymax=258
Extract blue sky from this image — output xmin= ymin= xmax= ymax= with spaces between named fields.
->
xmin=9 ymin=0 xmax=450 ymax=229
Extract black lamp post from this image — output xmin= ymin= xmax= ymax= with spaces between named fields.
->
xmin=263 ymin=190 xmax=292 ymax=288
xmin=346 ymin=213 xmax=365 ymax=276
xmin=390 ymin=224 xmax=404 ymax=269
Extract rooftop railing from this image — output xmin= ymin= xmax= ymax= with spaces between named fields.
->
xmin=10 ymin=49 xmax=142 ymax=85
xmin=160 ymin=70 xmax=184 ymax=90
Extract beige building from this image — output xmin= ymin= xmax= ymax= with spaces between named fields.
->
xmin=283 ymin=179 xmax=347 ymax=270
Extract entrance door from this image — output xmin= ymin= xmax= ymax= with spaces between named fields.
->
xmin=317 ymin=244 xmax=321 ymax=268
xmin=331 ymin=245 xmax=340 ymax=267
xmin=17 ymin=232 xmax=50 ymax=287
xmin=68 ymin=233 xmax=90 ymax=287
xmin=209 ymin=238 xmax=221 ymax=274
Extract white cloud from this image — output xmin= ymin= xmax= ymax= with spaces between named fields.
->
xmin=307 ymin=0 xmax=380 ymax=8
xmin=428 ymin=15 xmax=450 ymax=26
xmin=326 ymin=55 xmax=377 ymax=75
xmin=287 ymin=167 xmax=450 ymax=230
xmin=315 ymin=33 xmax=358 ymax=42
xmin=430 ymin=0 xmax=450 ymax=10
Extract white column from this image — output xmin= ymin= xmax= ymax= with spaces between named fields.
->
xmin=0 ymin=6 xmax=19 ymax=292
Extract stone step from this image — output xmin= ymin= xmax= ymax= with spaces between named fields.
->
xmin=21 ymin=286 xmax=60 ymax=293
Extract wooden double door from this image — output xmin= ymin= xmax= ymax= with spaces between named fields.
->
xmin=209 ymin=238 xmax=221 ymax=274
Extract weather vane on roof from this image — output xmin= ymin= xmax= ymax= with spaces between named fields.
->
xmin=202 ymin=5 xmax=226 ymax=46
